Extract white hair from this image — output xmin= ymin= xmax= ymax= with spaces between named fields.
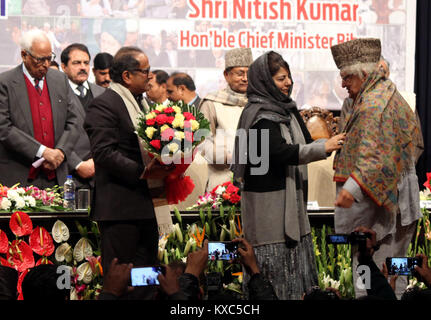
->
xmin=340 ymin=62 xmax=378 ymax=80
xmin=20 ymin=29 xmax=49 ymax=52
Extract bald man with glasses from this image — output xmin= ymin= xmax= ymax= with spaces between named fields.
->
xmin=0 ymin=29 xmax=79 ymax=189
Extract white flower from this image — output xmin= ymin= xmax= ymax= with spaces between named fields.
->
xmin=70 ymin=287 xmax=78 ymax=300
xmin=168 ymin=142 xmax=179 ymax=154
xmin=52 ymin=220 xmax=70 ymax=243
xmin=7 ymin=190 xmax=19 ymax=201
xmin=0 ymin=198 xmax=11 ymax=210
xmin=55 ymin=243 xmax=73 ymax=263
xmin=15 ymin=188 xmax=26 ymax=195
xmin=23 ymin=196 xmax=36 ymax=207
xmin=77 ymin=262 xmax=93 ymax=284
xmin=214 ymin=185 xmax=225 ymax=195
xmin=73 ymin=238 xmax=93 ymax=262
xmin=14 ymin=197 xmax=26 ymax=209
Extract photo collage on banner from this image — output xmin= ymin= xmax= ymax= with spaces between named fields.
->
xmin=0 ymin=0 xmax=414 ymax=111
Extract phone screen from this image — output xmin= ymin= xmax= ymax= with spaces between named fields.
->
xmin=386 ymin=257 xmax=421 ymax=276
xmin=208 ymin=242 xmax=238 ymax=261
xmin=130 ymin=266 xmax=165 ymax=286
xmin=326 ymin=234 xmax=349 ymax=244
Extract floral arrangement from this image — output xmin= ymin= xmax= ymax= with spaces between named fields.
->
xmin=187 ymin=181 xmax=241 ymax=210
xmin=52 ymin=220 xmax=103 ymax=300
xmin=0 ymin=184 xmax=65 ymax=212
xmin=136 ymin=101 xmax=210 ymax=204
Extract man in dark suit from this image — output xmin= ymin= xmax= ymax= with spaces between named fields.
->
xmin=166 ymin=72 xmax=201 ymax=109
xmin=0 ymin=29 xmax=79 ymax=189
xmin=61 ymin=43 xmax=105 ymax=191
xmin=84 ymin=47 xmax=174 ymax=296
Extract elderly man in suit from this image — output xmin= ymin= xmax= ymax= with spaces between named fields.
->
xmin=61 ymin=43 xmax=105 ymax=191
xmin=0 ymin=29 xmax=79 ymax=189
xmin=84 ymin=47 xmax=174 ymax=299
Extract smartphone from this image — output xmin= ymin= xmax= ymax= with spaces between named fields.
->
xmin=208 ymin=241 xmax=239 ymax=261
xmin=130 ymin=266 xmax=166 ymax=286
xmin=385 ymin=257 xmax=422 ymax=276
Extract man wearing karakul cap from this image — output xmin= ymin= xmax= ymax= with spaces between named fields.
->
xmin=330 ymin=38 xmax=422 ymax=298
xmin=200 ymin=48 xmax=253 ymax=191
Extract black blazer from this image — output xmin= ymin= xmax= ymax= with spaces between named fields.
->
xmin=84 ymin=88 xmax=155 ymax=221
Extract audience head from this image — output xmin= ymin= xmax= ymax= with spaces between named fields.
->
xmin=20 ymin=29 xmax=54 ymax=80
xmin=166 ymin=72 xmax=196 ymax=104
xmin=49 ymin=60 xmax=59 ymax=70
xmin=93 ymin=52 xmax=113 ymax=88
xmin=0 ymin=266 xmax=18 ymax=300
xmin=110 ymin=46 xmax=152 ymax=95
xmin=223 ymin=48 xmax=253 ymax=94
xmin=61 ymin=43 xmax=91 ymax=85
xmin=146 ymin=69 xmax=169 ymax=104
xmin=22 ymin=264 xmax=69 ymax=300
xmin=379 ymin=55 xmax=390 ymax=78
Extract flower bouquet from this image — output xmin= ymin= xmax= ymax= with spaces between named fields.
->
xmin=188 ymin=181 xmax=241 ymax=210
xmin=0 ymin=184 xmax=65 ymax=213
xmin=136 ymin=101 xmax=210 ymax=204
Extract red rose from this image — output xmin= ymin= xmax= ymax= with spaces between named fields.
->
xmin=424 ymin=172 xmax=431 ymax=192
xmin=183 ymin=112 xmax=196 ymax=121
xmin=226 ymin=184 xmax=239 ymax=194
xmin=146 ymin=118 xmax=156 ymax=126
xmin=156 ymin=114 xmax=169 ymax=126
xmin=161 ymin=128 xmax=175 ymax=141
xmin=150 ymin=139 xmax=161 ymax=150
xmin=230 ymin=193 xmax=241 ymax=204
xmin=153 ymin=110 xmax=161 ymax=114
xmin=167 ymin=116 xmax=175 ymax=124
xmin=164 ymin=107 xmax=175 ymax=113
xmin=222 ymin=193 xmax=230 ymax=201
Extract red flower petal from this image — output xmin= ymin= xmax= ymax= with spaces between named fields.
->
xmin=0 ymin=229 xmax=8 ymax=254
xmin=146 ymin=118 xmax=156 ymax=126
xmin=150 ymin=139 xmax=161 ymax=150
xmin=0 ymin=257 xmax=12 ymax=267
xmin=183 ymin=112 xmax=196 ymax=121
xmin=17 ymin=269 xmax=29 ymax=301
xmin=29 ymin=227 xmax=55 ymax=257
xmin=164 ymin=107 xmax=174 ymax=113
xmin=9 ymin=211 xmax=33 ymax=237
xmin=36 ymin=257 xmax=54 ymax=266
xmin=7 ymin=240 xmax=35 ymax=273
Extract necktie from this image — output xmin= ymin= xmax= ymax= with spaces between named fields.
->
xmin=34 ymin=79 xmax=42 ymax=95
xmin=135 ymin=94 xmax=144 ymax=111
xmin=77 ymin=84 xmax=86 ymax=98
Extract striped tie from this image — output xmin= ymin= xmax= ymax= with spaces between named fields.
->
xmin=34 ymin=79 xmax=42 ymax=95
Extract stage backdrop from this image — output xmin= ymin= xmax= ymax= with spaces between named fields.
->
xmin=0 ymin=0 xmax=416 ymax=111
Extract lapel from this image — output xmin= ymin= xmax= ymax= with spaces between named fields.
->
xmin=45 ymin=69 xmax=62 ymax=139
xmin=11 ymin=65 xmax=34 ymax=136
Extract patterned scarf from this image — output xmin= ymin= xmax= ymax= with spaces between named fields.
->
xmin=334 ymin=70 xmax=420 ymax=213
xmin=201 ymin=86 xmax=248 ymax=107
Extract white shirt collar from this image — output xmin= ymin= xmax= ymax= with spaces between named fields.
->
xmin=69 ymin=79 xmax=89 ymax=96
xmin=22 ymin=63 xmax=44 ymax=89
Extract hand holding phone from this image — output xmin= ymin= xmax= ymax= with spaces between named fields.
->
xmin=208 ymin=241 xmax=239 ymax=261
xmin=130 ymin=266 xmax=166 ymax=286
xmin=385 ymin=257 xmax=422 ymax=276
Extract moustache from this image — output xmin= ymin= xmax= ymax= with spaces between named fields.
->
xmin=102 ymin=80 xmax=111 ymax=85
xmin=78 ymin=70 xmax=88 ymax=75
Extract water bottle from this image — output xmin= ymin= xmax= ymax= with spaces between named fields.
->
xmin=63 ymin=175 xmax=76 ymax=210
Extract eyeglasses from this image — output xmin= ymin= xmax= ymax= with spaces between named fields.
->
xmin=26 ymin=51 xmax=56 ymax=65
xmin=131 ymin=67 xmax=151 ymax=76
xmin=230 ymin=70 xmax=247 ymax=78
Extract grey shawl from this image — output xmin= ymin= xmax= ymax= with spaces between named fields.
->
xmin=233 ymin=51 xmax=316 ymax=244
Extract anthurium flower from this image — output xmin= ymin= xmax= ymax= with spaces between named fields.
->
xmin=52 ymin=220 xmax=70 ymax=243
xmin=73 ymin=238 xmax=93 ymax=262
xmin=0 ymin=257 xmax=12 ymax=267
xmin=36 ymin=257 xmax=54 ymax=266
xmin=9 ymin=211 xmax=33 ymax=237
xmin=86 ymin=256 xmax=103 ymax=276
xmin=7 ymin=240 xmax=35 ymax=272
xmin=55 ymin=243 xmax=73 ymax=263
xmin=17 ymin=269 xmax=29 ymax=300
xmin=29 ymin=226 xmax=55 ymax=257
xmin=77 ymin=262 xmax=93 ymax=284
xmin=0 ymin=229 xmax=8 ymax=254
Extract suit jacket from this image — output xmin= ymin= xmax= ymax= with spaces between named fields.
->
xmin=191 ymin=95 xmax=201 ymax=111
xmin=84 ymin=88 xmax=155 ymax=221
xmin=0 ymin=65 xmax=79 ymax=187
xmin=67 ymin=82 xmax=105 ymax=189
